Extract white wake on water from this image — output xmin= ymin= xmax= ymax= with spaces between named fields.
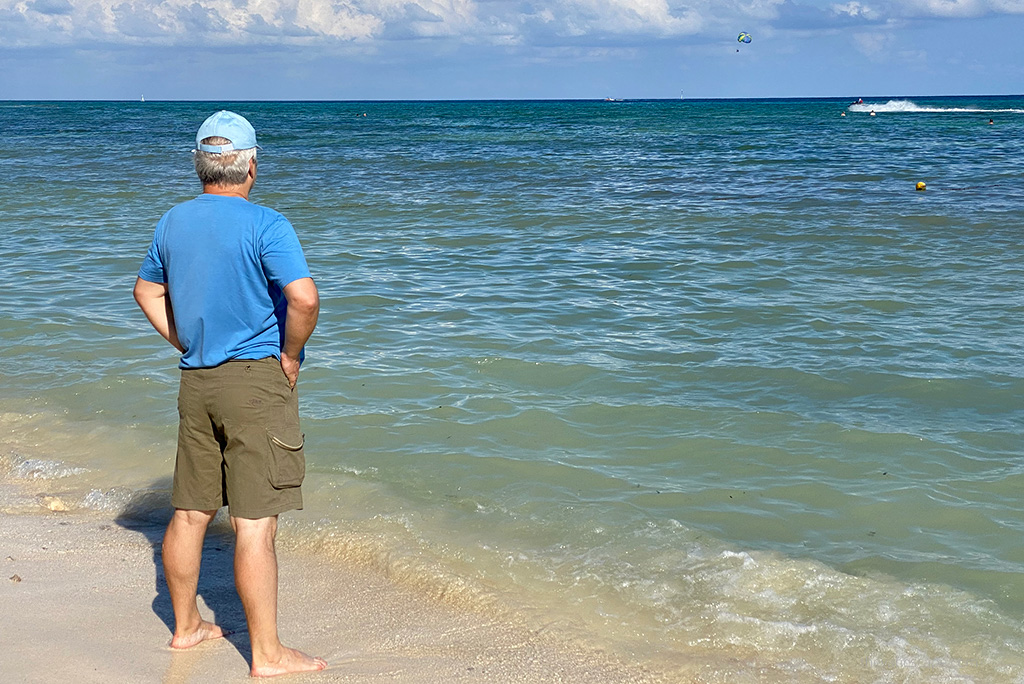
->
xmin=848 ymin=99 xmax=1024 ymax=114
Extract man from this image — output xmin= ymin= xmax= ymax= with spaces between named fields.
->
xmin=134 ymin=110 xmax=326 ymax=678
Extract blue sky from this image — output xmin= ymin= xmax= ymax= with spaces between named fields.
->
xmin=1 ymin=0 xmax=1022 ymax=100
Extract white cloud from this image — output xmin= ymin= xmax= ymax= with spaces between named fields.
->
xmin=831 ymin=1 xmax=881 ymax=19
xmin=0 ymin=0 xmax=385 ymax=45
xmin=547 ymin=0 xmax=703 ymax=35
xmin=0 ymin=0 xmax=1021 ymax=49
xmin=27 ymin=0 xmax=72 ymax=14
xmin=852 ymin=28 xmax=893 ymax=55
xmin=895 ymin=0 xmax=1024 ymax=16
xmin=0 ymin=0 xmax=718 ymax=47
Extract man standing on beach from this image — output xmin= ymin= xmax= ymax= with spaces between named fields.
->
xmin=133 ymin=111 xmax=326 ymax=678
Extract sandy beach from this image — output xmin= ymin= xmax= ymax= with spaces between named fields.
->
xmin=0 ymin=498 xmax=669 ymax=684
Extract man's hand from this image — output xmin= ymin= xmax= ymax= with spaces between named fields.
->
xmin=281 ymin=352 xmax=301 ymax=389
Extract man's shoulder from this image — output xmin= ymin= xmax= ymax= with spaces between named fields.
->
xmin=249 ymin=202 xmax=290 ymax=223
xmin=160 ymin=195 xmax=209 ymax=220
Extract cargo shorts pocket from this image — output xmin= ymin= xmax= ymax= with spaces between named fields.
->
xmin=267 ymin=429 xmax=305 ymax=489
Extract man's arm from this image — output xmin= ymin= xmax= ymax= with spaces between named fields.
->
xmin=280 ymin=277 xmax=320 ymax=389
xmin=133 ymin=277 xmax=184 ymax=353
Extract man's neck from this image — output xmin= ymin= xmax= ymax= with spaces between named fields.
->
xmin=203 ymin=183 xmax=251 ymax=200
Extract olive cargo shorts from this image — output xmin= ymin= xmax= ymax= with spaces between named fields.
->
xmin=172 ymin=358 xmax=305 ymax=519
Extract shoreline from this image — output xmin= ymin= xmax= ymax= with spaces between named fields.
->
xmin=0 ymin=505 xmax=671 ymax=683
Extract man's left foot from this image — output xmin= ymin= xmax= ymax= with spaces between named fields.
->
xmin=170 ymin=621 xmax=230 ymax=649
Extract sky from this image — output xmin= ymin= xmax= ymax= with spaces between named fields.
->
xmin=1 ymin=0 xmax=1022 ymax=100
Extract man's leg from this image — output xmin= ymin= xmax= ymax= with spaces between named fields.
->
xmin=163 ymin=508 xmax=229 ymax=648
xmin=232 ymin=515 xmax=327 ymax=678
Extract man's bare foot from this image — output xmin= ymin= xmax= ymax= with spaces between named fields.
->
xmin=169 ymin=620 xmax=230 ymax=649
xmin=250 ymin=647 xmax=327 ymax=678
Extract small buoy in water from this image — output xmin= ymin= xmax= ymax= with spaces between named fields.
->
xmin=916 ymin=181 xmax=926 ymax=191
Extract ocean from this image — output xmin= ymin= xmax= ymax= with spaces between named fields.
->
xmin=2 ymin=96 xmax=1023 ymax=681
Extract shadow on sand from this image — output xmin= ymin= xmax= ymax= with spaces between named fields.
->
xmin=113 ymin=480 xmax=253 ymax=668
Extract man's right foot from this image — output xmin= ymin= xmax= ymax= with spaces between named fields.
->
xmin=250 ymin=647 xmax=327 ymax=678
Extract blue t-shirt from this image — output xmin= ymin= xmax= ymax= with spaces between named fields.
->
xmin=138 ymin=194 xmax=312 ymax=369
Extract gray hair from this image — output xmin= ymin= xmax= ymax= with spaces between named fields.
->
xmin=194 ymin=136 xmax=257 ymax=186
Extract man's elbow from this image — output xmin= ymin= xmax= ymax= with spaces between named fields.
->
xmin=132 ymin=278 xmax=151 ymax=307
xmin=296 ymin=291 xmax=320 ymax=317
xmin=287 ymin=279 xmax=320 ymax=316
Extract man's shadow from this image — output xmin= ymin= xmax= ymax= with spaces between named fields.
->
xmin=114 ymin=480 xmax=253 ymax=666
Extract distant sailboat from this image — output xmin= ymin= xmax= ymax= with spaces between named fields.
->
xmin=140 ymin=94 xmax=145 ymax=102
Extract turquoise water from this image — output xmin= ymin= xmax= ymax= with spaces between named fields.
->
xmin=2 ymin=97 xmax=1024 ymax=681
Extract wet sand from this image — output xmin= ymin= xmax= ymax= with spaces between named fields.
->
xmin=0 ymin=506 xmax=669 ymax=683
